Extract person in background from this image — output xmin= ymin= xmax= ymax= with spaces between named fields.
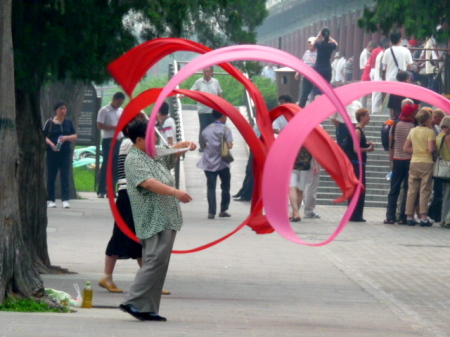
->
xmin=346 ymin=108 xmax=374 ymax=222
xmin=370 ymin=40 xmax=388 ymax=114
xmin=359 ymin=41 xmax=376 ymax=79
xmin=387 ymin=71 xmax=420 ymax=119
xmin=311 ymin=27 xmax=338 ymax=96
xmin=273 ymin=94 xmax=292 ymax=134
xmin=197 ymin=110 xmax=233 ymax=219
xmin=261 ymin=63 xmax=276 ymax=82
xmin=43 ymin=102 xmax=77 ymax=209
xmin=403 ymin=108 xmax=436 ymax=227
xmin=119 ymin=119 xmax=196 ymax=322
xmin=296 ymin=37 xmax=317 ymax=108
xmin=289 ymin=147 xmax=313 ymax=222
xmin=344 ymin=56 xmax=354 ymax=82
xmin=335 ymin=51 xmax=346 ymax=83
xmin=97 ymin=92 xmax=125 ymax=198
xmin=99 ymin=112 xmax=169 ymax=296
xmin=330 ymin=51 xmax=340 ymax=83
xmin=437 ymin=116 xmax=450 ymax=228
xmin=382 ymin=30 xmax=413 ymax=82
xmin=190 ymin=66 xmax=223 ymax=152
xmin=384 ymin=101 xmax=418 ymax=224
xmin=331 ymin=100 xmax=362 ymax=148
xmin=156 ymin=102 xmax=176 ymax=146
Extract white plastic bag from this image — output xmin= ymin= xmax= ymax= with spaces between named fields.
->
xmin=70 ymin=283 xmax=83 ymax=308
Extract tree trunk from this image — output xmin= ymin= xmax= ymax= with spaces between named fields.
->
xmin=0 ymin=0 xmax=45 ymax=304
xmin=40 ymin=80 xmax=87 ymax=200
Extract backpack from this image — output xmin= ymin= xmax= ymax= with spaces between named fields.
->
xmin=294 ymin=147 xmax=312 ymax=171
xmin=381 ymin=119 xmax=397 ymax=151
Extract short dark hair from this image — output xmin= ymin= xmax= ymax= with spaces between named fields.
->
xmin=355 ymin=108 xmax=369 ymax=122
xmin=159 ymin=102 xmax=169 ymax=116
xmin=113 ymin=92 xmax=125 ymax=101
xmin=53 ymin=102 xmax=66 ymax=112
xmin=396 ymin=70 xmax=411 ymax=82
xmin=278 ymin=94 xmax=293 ymax=103
xmin=128 ymin=119 xmax=148 ymax=144
xmin=320 ymin=27 xmax=330 ymax=43
xmin=379 ymin=39 xmax=389 ymax=48
xmin=212 ymin=110 xmax=223 ymax=120
xmin=390 ymin=31 xmax=402 ymax=45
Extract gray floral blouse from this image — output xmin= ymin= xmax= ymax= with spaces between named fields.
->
xmin=125 ymin=146 xmax=182 ymax=240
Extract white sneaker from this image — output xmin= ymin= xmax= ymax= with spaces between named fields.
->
xmin=62 ymin=201 xmax=70 ymax=209
xmin=47 ymin=201 xmax=56 ymax=208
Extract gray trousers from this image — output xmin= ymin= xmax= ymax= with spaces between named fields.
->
xmin=442 ymin=182 xmax=450 ymax=225
xmin=122 ymin=230 xmax=176 ymax=313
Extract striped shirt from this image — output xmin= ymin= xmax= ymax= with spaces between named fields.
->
xmin=391 ymin=121 xmax=414 ymax=160
xmin=117 ymin=139 xmax=133 ymax=191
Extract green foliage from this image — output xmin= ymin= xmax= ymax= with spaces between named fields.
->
xmin=141 ymin=0 xmax=268 ymax=48
xmin=73 ymin=167 xmax=95 ymax=192
xmin=0 ymin=297 xmax=69 ymax=313
xmin=252 ymin=76 xmax=278 ymax=111
xmin=358 ymin=0 xmax=449 ymax=42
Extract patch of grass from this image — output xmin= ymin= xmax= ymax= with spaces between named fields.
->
xmin=73 ymin=167 xmax=96 ymax=192
xmin=0 ymin=297 xmax=70 ymax=313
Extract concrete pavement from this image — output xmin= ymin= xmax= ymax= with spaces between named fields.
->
xmin=1 ymin=109 xmax=450 ymax=336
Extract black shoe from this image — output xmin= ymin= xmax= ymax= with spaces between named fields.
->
xmin=419 ymin=219 xmax=433 ymax=227
xmin=143 ymin=313 xmax=167 ymax=322
xmin=208 ymin=214 xmax=215 ymax=219
xmin=349 ymin=218 xmax=366 ymax=222
xmin=119 ymin=304 xmax=147 ymax=321
xmin=234 ymin=197 xmax=250 ymax=202
xmin=219 ymin=211 xmax=231 ymax=217
xmin=407 ymin=219 xmax=417 ymax=226
xmin=232 ymin=194 xmax=241 ymax=198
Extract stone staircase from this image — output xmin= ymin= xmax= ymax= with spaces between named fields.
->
xmin=318 ymin=115 xmax=391 ymax=208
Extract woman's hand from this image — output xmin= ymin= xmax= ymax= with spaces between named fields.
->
xmin=50 ymin=143 xmax=58 ymax=152
xmin=367 ymin=141 xmax=375 ymax=152
xmin=174 ymin=190 xmax=192 ymax=203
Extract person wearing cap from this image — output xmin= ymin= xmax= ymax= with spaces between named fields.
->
xmin=331 ymin=51 xmax=340 ymax=83
xmin=384 ymin=100 xmax=418 ymax=224
xmin=296 ymin=36 xmax=317 ymax=108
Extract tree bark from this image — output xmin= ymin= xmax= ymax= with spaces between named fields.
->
xmin=40 ymin=80 xmax=87 ymax=200
xmin=0 ymin=0 xmax=45 ymax=304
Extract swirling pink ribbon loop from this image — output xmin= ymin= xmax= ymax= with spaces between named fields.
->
xmin=146 ymin=44 xmax=360 ymax=246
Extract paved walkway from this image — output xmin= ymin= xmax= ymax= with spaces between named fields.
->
xmin=1 ymin=109 xmax=450 ymax=336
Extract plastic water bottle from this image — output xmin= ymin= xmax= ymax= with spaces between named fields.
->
xmin=82 ymin=281 xmax=93 ymax=308
xmin=56 ymin=136 xmax=63 ymax=151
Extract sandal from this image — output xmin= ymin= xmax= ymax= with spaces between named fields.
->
xmin=383 ymin=219 xmax=395 ymax=225
xmin=441 ymin=223 xmax=450 ymax=229
xmin=397 ymin=219 xmax=407 ymax=225
xmin=289 ymin=217 xmax=301 ymax=222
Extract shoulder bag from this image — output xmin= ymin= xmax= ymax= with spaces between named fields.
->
xmin=433 ymin=135 xmax=450 ymax=181
xmin=220 ymin=126 xmax=234 ymax=164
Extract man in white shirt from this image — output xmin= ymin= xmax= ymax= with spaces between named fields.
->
xmin=371 ymin=40 xmax=388 ymax=114
xmin=382 ymin=31 xmax=413 ymax=82
xmin=190 ymin=66 xmax=223 ymax=152
xmin=359 ymin=41 xmax=375 ymax=74
xmin=261 ymin=64 xmax=276 ymax=82
xmin=335 ymin=52 xmax=347 ymax=83
xmin=96 ymin=92 xmax=125 ymax=198
xmin=331 ymin=52 xmax=340 ymax=83
xmin=296 ymin=37 xmax=317 ymax=108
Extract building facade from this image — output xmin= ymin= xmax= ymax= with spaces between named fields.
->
xmin=257 ymin=0 xmax=381 ymax=80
